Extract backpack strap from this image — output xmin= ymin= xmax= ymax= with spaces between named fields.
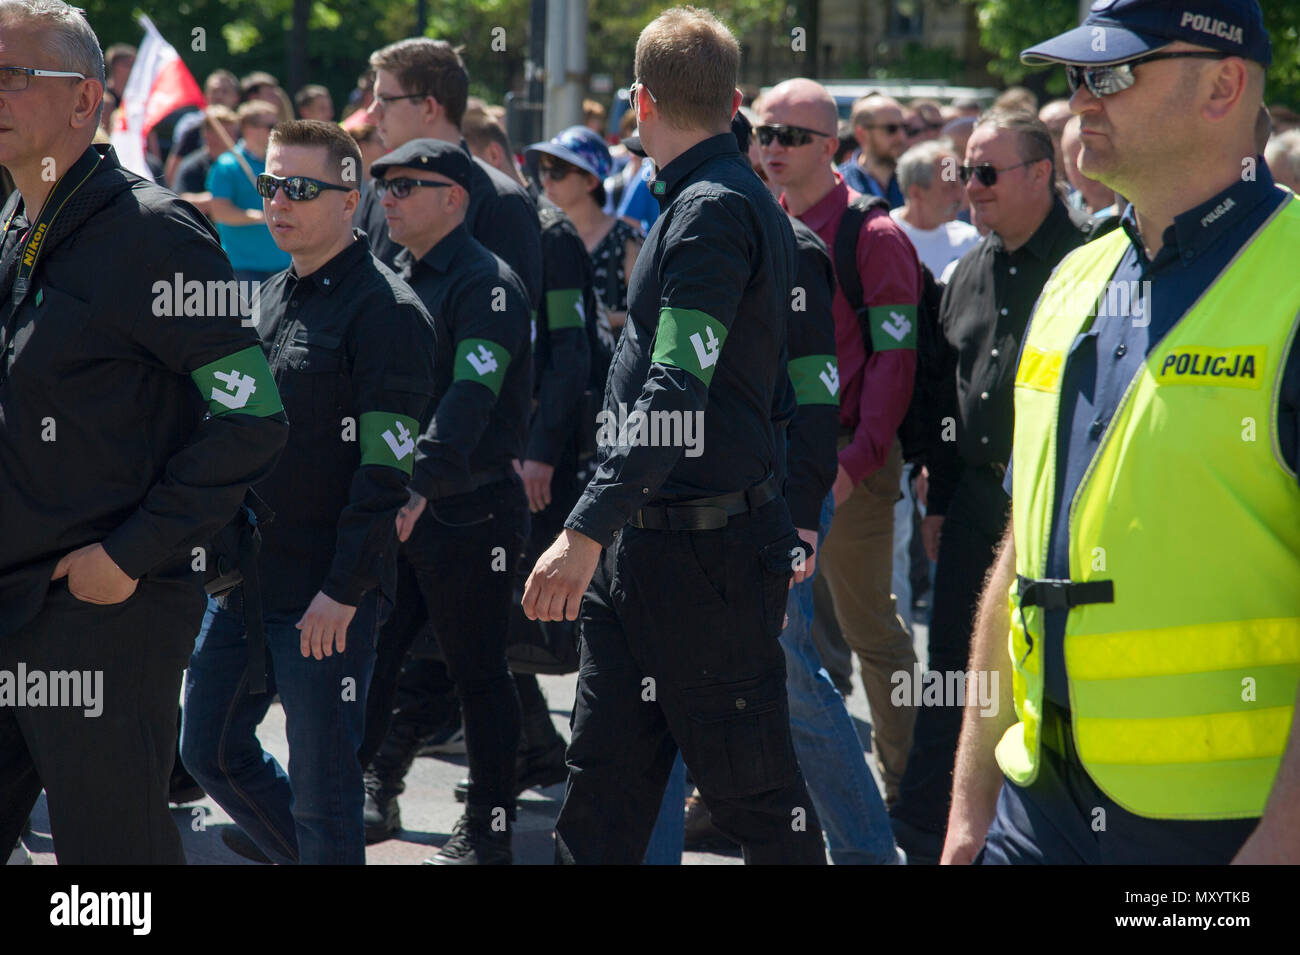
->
xmin=832 ymin=194 xmax=891 ymax=352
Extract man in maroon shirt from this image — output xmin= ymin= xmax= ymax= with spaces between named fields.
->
xmin=759 ymin=78 xmax=922 ymax=806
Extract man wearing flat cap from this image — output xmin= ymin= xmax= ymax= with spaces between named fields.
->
xmin=375 ymin=139 xmax=533 ymax=864
xmin=945 ymin=0 xmax=1300 ymax=864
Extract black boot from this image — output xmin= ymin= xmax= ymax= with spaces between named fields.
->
xmin=454 ymin=679 xmax=567 ymax=801
xmin=363 ymin=712 xmax=426 ymax=844
xmin=424 ymin=806 xmax=512 ymax=865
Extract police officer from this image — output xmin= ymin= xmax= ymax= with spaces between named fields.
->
xmin=0 ymin=3 xmax=287 ymax=864
xmin=523 ymin=7 xmax=826 ymax=865
xmin=180 ymin=120 xmax=438 ymax=865
xmin=945 ymin=0 xmax=1300 ymax=865
xmin=375 ymin=140 xmax=533 ymax=864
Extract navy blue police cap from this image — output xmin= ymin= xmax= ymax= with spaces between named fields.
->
xmin=1020 ymin=0 xmax=1271 ymax=68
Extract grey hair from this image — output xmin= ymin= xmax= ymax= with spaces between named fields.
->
xmin=973 ymin=107 xmax=1056 ymax=187
xmin=0 ymin=0 xmax=106 ymax=124
xmin=1265 ymin=130 xmax=1300 ymax=187
xmin=897 ymin=138 xmax=956 ymax=194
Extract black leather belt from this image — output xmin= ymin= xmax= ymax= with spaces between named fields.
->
xmin=629 ymin=476 xmax=780 ymax=531
xmin=1017 ymin=576 xmax=1114 ymax=611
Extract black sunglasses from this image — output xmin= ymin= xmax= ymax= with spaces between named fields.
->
xmin=1066 ymin=50 xmax=1229 ymax=98
xmin=959 ymin=160 xmax=1041 ymax=187
xmin=373 ymin=176 xmax=454 ymax=199
xmin=755 ymin=124 xmax=834 ymax=148
xmin=864 ymin=122 xmax=905 ymax=135
xmin=255 ymin=173 xmax=352 ymax=201
xmin=538 ymin=160 xmax=577 ymax=181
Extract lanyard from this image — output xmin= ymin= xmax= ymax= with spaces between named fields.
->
xmin=3 ymin=149 xmax=103 ymax=302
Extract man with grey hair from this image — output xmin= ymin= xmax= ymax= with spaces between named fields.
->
xmin=0 ymin=0 xmax=288 ymax=863
xmin=891 ymin=139 xmax=980 ymax=280
xmin=1266 ymin=129 xmax=1300 ymax=193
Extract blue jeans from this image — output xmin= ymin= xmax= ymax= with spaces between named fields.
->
xmin=180 ymin=587 xmax=386 ymax=864
xmin=892 ymin=467 xmax=915 ymax=633
xmin=645 ymin=493 xmax=898 ymax=864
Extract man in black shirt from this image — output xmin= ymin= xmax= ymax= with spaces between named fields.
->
xmin=353 ymin=38 xmax=541 ymax=304
xmin=0 ymin=4 xmax=287 ymax=864
xmin=179 ymin=121 xmax=438 ymax=865
xmin=351 ymin=38 xmax=544 ymax=783
xmin=892 ymin=109 xmax=1091 ymax=862
xmin=523 ymin=7 xmax=825 ymax=864
xmin=374 ymin=140 xmax=533 ymax=864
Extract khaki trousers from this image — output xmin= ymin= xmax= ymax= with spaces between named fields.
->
xmin=819 ymin=439 xmax=918 ymax=805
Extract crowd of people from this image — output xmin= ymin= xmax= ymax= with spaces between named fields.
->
xmin=3 ymin=0 xmax=1300 ymax=867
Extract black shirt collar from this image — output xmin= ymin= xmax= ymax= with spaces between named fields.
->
xmin=1120 ymin=159 xmax=1278 ymax=271
xmin=406 ymin=222 xmax=470 ymax=276
xmin=291 ymin=229 xmax=370 ymax=294
xmin=988 ymin=197 xmax=1071 ymax=261
xmin=648 ymin=133 xmax=740 ymax=207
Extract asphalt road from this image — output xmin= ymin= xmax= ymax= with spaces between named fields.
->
xmin=18 ymin=614 xmax=927 ymax=865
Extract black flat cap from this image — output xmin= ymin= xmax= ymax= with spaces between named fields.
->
xmin=369 ymin=137 xmax=473 ymax=189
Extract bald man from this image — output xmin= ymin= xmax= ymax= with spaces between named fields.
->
xmin=758 ymin=78 xmax=923 ymax=808
xmin=840 ymin=94 xmax=907 ymax=207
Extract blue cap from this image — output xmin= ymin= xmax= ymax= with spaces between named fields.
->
xmin=1020 ymin=0 xmax=1271 ymax=68
xmin=524 ymin=126 xmax=612 ymax=180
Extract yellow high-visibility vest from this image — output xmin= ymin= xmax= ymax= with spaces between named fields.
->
xmin=998 ymin=196 xmax=1300 ymax=819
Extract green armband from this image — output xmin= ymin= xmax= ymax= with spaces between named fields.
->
xmin=788 ymin=354 xmax=841 ymax=405
xmin=359 ymin=411 xmax=421 ymax=473
xmin=191 ymin=345 xmax=283 ymax=417
xmin=453 ymin=337 xmax=510 ymax=396
xmin=650 ymin=307 xmax=728 ymax=386
xmin=545 ymin=288 xmax=586 ymax=331
xmin=867 ymin=304 xmax=917 ymax=351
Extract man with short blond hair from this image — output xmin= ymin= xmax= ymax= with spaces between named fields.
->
xmin=523 ymin=6 xmax=826 ymax=865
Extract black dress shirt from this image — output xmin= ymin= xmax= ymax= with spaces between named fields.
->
xmin=398 ymin=224 xmax=533 ymax=499
xmin=565 ymin=133 xmax=799 ymax=548
xmin=255 ymin=233 xmax=438 ymax=611
xmin=926 ymin=198 xmax=1092 ymax=515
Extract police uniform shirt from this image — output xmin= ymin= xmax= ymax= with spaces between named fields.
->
xmin=397 ymin=223 xmax=533 ymax=500
xmin=355 ymin=139 xmax=543 ymax=309
xmin=779 ymin=217 xmax=840 ymax=530
xmin=924 ymin=198 xmax=1092 ymax=517
xmin=529 ymin=196 xmax=593 ymax=465
xmin=254 ymin=231 xmax=439 ymax=612
xmin=565 ymin=132 xmax=799 ymax=548
xmin=0 ymin=144 xmax=289 ymax=637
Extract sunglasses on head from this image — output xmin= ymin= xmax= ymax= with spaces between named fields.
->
xmin=255 ymin=173 xmax=352 ymax=201
xmin=755 ymin=124 xmax=834 ymax=148
xmin=958 ymin=160 xmax=1041 ymax=187
xmin=373 ymin=176 xmax=454 ymax=199
xmin=1066 ymin=50 xmax=1228 ymax=98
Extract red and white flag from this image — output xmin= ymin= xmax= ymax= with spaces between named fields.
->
xmin=110 ymin=15 xmax=205 ymax=181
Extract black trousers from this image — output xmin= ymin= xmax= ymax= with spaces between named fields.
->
xmin=381 ymin=479 xmax=529 ymax=810
xmin=892 ymin=464 xmax=1009 ymax=836
xmin=0 ymin=578 xmax=204 ymax=863
xmin=555 ymin=498 xmax=826 ymax=865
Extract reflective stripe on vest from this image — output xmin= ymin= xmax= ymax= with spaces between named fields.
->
xmin=997 ymin=196 xmax=1300 ymax=819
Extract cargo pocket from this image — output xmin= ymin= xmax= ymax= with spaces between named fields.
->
xmin=758 ymin=531 xmax=803 ymax=637
xmin=678 ymin=670 xmax=798 ymax=799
